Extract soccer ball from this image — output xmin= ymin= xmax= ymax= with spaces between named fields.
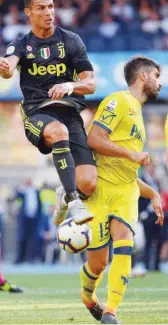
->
xmin=57 ymin=218 xmax=92 ymax=253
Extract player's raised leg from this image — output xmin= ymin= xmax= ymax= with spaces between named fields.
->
xmin=43 ymin=121 xmax=94 ymax=225
xmin=52 ymin=111 xmax=97 ymax=225
xmin=80 ymin=246 xmax=108 ymax=320
xmin=101 ymin=220 xmax=134 ymax=324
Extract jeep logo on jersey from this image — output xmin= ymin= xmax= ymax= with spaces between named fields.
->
xmin=28 ymin=63 xmax=67 ymax=76
xmin=40 ymin=47 xmax=50 ymax=59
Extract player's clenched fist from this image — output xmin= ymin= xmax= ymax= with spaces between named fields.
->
xmin=129 ymin=151 xmax=150 ymax=165
xmin=0 ymin=57 xmax=10 ymax=74
xmin=0 ymin=57 xmax=14 ymax=79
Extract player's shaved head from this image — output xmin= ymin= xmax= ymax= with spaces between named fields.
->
xmin=124 ymin=56 xmax=160 ymax=86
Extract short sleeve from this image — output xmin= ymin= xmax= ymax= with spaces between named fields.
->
xmin=165 ymin=115 xmax=168 ymax=147
xmin=93 ymin=96 xmax=125 ymax=134
xmin=69 ymin=33 xmax=93 ymax=74
xmin=4 ymin=39 xmax=23 ymax=59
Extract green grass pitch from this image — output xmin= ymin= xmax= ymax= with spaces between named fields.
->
xmin=0 ymin=272 xmax=168 ymax=324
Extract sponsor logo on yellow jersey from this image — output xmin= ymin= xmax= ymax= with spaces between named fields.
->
xmin=130 ymin=124 xmax=145 ymax=142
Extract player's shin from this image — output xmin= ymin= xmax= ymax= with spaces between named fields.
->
xmin=52 ymin=140 xmax=93 ymax=225
xmin=106 ymin=240 xmax=134 ymax=315
xmin=52 ymin=140 xmax=78 ymax=199
xmin=80 ymin=261 xmax=103 ymax=304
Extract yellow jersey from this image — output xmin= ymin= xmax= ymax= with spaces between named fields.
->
xmin=165 ymin=115 xmax=168 ymax=147
xmin=91 ymin=90 xmax=146 ymax=184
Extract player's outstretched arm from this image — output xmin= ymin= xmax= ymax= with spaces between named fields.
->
xmin=0 ymin=55 xmax=19 ymax=79
xmin=137 ymin=178 xmax=164 ymax=226
xmin=88 ymin=124 xmax=150 ymax=165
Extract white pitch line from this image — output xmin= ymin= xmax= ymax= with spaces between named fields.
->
xmin=12 ymin=287 xmax=168 ymax=295
xmin=1 ymin=301 xmax=167 ymax=307
xmin=0 ymin=302 xmax=167 ymax=311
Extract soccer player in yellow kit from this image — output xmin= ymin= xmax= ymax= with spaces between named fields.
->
xmin=80 ymin=56 xmax=164 ymax=324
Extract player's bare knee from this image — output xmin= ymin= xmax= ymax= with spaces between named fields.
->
xmin=88 ymin=176 xmax=97 ymax=194
xmin=87 ymin=247 xmax=109 ymax=275
xmin=49 ymin=124 xmax=69 ymax=143
xmin=89 ymin=261 xmax=107 ymax=275
xmin=79 ymin=177 xmax=96 ymax=196
xmin=76 ymin=166 xmax=97 ymax=196
xmin=113 ymin=230 xmax=133 ymax=242
xmin=110 ymin=219 xmax=133 ymax=242
xmin=43 ymin=121 xmax=69 ymax=144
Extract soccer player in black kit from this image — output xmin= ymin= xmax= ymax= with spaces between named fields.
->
xmin=0 ymin=0 xmax=97 ymax=226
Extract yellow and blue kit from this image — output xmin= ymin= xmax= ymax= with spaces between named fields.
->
xmin=87 ymin=90 xmax=146 ymax=250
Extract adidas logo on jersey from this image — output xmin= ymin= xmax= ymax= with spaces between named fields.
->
xmin=26 ymin=53 xmax=35 ymax=59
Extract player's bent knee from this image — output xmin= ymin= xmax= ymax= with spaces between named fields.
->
xmin=89 ymin=260 xmax=107 ymax=275
xmin=43 ymin=121 xmax=69 ymax=144
xmin=87 ymin=247 xmax=109 ymax=275
xmin=79 ymin=177 xmax=97 ymax=196
xmin=76 ymin=166 xmax=97 ymax=196
xmin=110 ymin=219 xmax=133 ymax=242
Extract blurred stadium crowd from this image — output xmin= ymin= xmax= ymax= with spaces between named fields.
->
xmin=0 ymin=177 xmax=86 ymax=265
xmin=1 ymin=0 xmax=168 ymax=54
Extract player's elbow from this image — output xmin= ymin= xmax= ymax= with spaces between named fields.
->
xmin=1 ymin=71 xmax=13 ymax=79
xmin=2 ymin=75 xmax=12 ymax=79
xmin=87 ymin=78 xmax=96 ymax=94
xmin=87 ymin=134 xmax=98 ymax=150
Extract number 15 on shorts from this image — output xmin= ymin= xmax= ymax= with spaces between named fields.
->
xmin=99 ymin=221 xmax=109 ymax=241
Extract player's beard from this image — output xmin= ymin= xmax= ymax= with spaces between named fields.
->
xmin=144 ymin=82 xmax=159 ymax=101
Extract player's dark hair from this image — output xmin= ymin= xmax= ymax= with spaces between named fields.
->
xmin=24 ymin=0 xmax=56 ymax=7
xmin=124 ymin=56 xmax=160 ymax=86
xmin=24 ymin=0 xmax=32 ymax=7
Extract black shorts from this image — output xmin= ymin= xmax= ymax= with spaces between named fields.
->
xmin=21 ymin=104 xmax=96 ymax=167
